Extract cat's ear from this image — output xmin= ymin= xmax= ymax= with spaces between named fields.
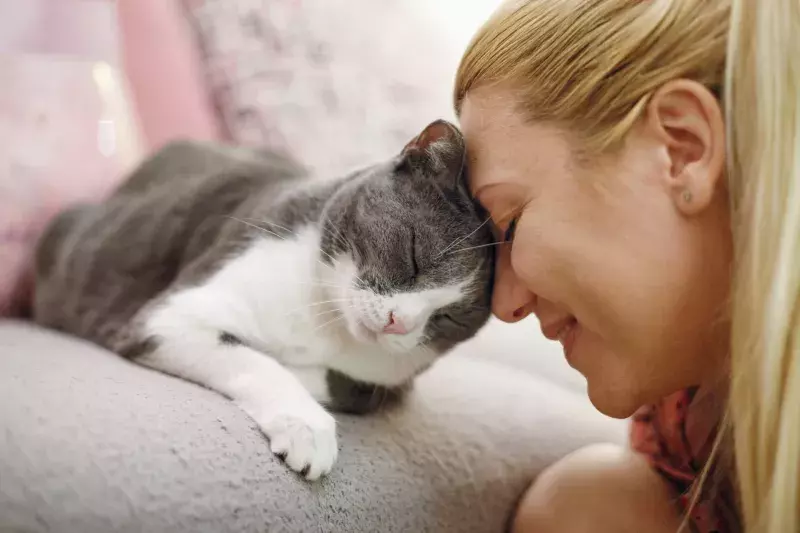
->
xmin=398 ymin=120 xmax=466 ymax=186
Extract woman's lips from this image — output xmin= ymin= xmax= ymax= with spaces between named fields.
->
xmin=558 ymin=320 xmax=579 ymax=363
xmin=541 ymin=316 xmax=580 ymax=362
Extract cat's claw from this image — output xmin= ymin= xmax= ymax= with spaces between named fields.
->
xmin=260 ymin=405 xmax=338 ymax=481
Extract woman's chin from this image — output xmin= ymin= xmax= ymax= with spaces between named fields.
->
xmin=585 ymin=379 xmax=643 ymax=420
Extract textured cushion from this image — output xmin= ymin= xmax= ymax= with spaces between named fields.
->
xmin=181 ymin=0 xmax=462 ymax=177
xmin=0 ymin=321 xmax=626 ymax=532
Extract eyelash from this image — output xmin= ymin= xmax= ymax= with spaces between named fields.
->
xmin=504 ymin=217 xmax=518 ymax=243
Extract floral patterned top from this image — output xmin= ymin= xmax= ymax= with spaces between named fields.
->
xmin=630 ymin=387 xmax=740 ymax=533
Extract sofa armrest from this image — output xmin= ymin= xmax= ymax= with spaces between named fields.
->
xmin=0 ymin=321 xmax=625 ymax=533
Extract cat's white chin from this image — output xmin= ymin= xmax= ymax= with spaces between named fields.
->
xmin=348 ymin=319 xmax=378 ymax=344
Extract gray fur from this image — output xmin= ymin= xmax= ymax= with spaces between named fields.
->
xmin=33 ymin=121 xmax=494 ymax=413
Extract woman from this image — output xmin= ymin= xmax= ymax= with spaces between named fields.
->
xmin=454 ymin=1 xmax=798 ymax=532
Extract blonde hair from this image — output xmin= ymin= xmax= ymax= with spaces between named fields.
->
xmin=455 ymin=0 xmax=800 ymax=531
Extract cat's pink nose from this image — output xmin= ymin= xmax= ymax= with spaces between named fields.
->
xmin=383 ymin=311 xmax=408 ymax=335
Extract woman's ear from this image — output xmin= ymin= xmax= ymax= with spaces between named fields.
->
xmin=644 ymin=80 xmax=726 ymax=216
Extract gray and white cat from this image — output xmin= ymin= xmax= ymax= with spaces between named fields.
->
xmin=33 ymin=120 xmax=494 ymax=480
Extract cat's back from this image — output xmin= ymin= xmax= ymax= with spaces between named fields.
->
xmin=113 ymin=140 xmax=305 ymax=197
xmin=32 ymin=140 xmax=307 ymax=347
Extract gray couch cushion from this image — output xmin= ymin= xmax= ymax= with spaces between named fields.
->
xmin=0 ymin=321 xmax=626 ymax=533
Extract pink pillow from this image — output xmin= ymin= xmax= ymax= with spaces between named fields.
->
xmin=0 ymin=0 xmax=222 ymax=317
xmin=0 ymin=0 xmax=143 ymax=317
xmin=117 ymin=0 xmax=222 ymax=152
xmin=0 ymin=55 xmax=142 ymax=316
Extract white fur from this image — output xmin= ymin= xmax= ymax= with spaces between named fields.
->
xmin=328 ymin=253 xmax=467 ymax=364
xmin=139 ymin=225 xmax=469 ymax=479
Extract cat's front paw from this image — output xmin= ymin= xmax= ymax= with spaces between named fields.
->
xmin=259 ymin=405 xmax=338 ymax=481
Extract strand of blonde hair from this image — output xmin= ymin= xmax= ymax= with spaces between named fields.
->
xmin=726 ymin=0 xmax=800 ymax=530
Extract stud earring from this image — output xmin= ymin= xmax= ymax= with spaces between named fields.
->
xmin=682 ymin=190 xmax=693 ymax=203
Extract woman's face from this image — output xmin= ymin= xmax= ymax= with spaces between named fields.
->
xmin=461 ymin=86 xmax=732 ymax=418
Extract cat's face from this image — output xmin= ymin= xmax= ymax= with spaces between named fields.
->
xmin=321 ymin=121 xmax=494 ymax=356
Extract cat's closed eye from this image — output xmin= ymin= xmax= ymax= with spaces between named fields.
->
xmin=433 ymin=311 xmax=468 ymax=329
xmin=350 ymin=241 xmax=366 ymax=265
xmin=409 ymin=229 xmax=420 ymax=280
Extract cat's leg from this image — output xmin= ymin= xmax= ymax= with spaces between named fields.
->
xmin=132 ymin=291 xmax=338 ymax=481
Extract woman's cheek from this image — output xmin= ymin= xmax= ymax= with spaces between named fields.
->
xmin=508 ymin=239 xmax=528 ymax=283
xmin=510 ymin=227 xmax=561 ymax=294
xmin=509 ymin=237 xmax=546 ymax=295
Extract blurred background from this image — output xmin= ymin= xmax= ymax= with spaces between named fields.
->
xmin=0 ymin=0 xmax=586 ymax=392
xmin=0 ymin=0 xmax=499 ymax=311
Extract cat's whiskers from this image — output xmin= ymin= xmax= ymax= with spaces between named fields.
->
xmin=238 ymin=216 xmax=366 ymax=289
xmin=307 ymin=298 xmax=349 ymax=307
xmin=244 ymin=218 xmax=343 ymax=268
xmin=230 ymin=217 xmax=349 ymax=281
xmin=418 ymin=344 xmax=439 ymax=361
xmin=269 ymin=278 xmax=348 ymax=289
xmin=306 ymin=277 xmax=348 ymax=287
xmin=292 ymin=281 xmax=350 ymax=290
xmin=435 ymin=204 xmax=519 ymax=259
xmin=322 ymin=221 xmax=367 ymax=285
xmin=310 ymin=306 xmax=352 ymax=320
xmin=281 ymin=298 xmax=349 ymax=318
xmin=446 ymin=241 xmax=509 ymax=255
xmin=243 ymin=217 xmax=293 ymax=237
xmin=255 ymin=218 xmax=353 ymax=280
xmin=312 ymin=313 xmax=347 ymax=333
xmin=310 ymin=243 xmax=349 ymax=276
xmin=323 ymin=236 xmax=367 ymax=285
xmin=324 ymin=220 xmax=350 ymax=251
xmin=227 ymin=217 xmax=284 ymax=241
xmin=435 ymin=215 xmax=493 ymax=258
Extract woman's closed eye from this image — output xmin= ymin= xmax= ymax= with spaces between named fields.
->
xmin=487 ymin=204 xmax=520 ymax=245
xmin=504 ymin=217 xmax=518 ymax=242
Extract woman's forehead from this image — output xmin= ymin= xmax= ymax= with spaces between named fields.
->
xmin=461 ymin=94 xmax=519 ymax=195
xmin=460 ymin=92 xmax=573 ymax=197
xmin=460 ymin=90 xmax=521 ymax=146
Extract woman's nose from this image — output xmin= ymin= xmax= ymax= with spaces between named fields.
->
xmin=491 ymin=248 xmax=536 ymax=323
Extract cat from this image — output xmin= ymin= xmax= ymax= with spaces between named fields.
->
xmin=32 ymin=120 xmax=495 ymax=481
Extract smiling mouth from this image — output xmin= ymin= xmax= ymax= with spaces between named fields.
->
xmin=541 ymin=316 xmax=580 ymax=360
xmin=555 ymin=320 xmax=575 ymax=342
xmin=541 ymin=316 xmax=575 ymax=341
